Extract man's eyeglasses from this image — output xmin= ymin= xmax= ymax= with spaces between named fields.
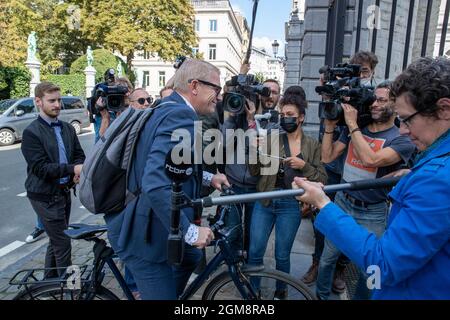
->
xmin=189 ymin=79 xmax=222 ymax=96
xmin=396 ymin=109 xmax=422 ymax=127
xmin=132 ymin=97 xmax=153 ymax=105
xmin=374 ymin=97 xmax=389 ymax=104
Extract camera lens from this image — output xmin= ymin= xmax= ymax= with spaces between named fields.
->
xmin=228 ymin=95 xmax=242 ymax=111
xmin=223 ymin=93 xmax=245 ymax=114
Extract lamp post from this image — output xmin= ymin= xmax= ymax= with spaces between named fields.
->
xmin=272 ymin=39 xmax=280 ymax=58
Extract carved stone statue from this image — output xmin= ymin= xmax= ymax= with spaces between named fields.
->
xmin=27 ymin=31 xmax=37 ymax=61
xmin=117 ymin=62 xmax=123 ymax=77
xmin=86 ymin=46 xmax=94 ymax=67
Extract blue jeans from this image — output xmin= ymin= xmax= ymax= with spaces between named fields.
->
xmin=316 ymin=191 xmax=388 ymax=300
xmin=36 ymin=216 xmax=44 ymax=230
xmin=248 ymin=197 xmax=301 ymax=291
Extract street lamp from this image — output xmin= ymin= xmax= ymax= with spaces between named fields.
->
xmin=272 ymin=40 xmax=280 ymax=58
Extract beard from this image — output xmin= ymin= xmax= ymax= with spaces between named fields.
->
xmin=372 ymin=106 xmax=394 ymax=123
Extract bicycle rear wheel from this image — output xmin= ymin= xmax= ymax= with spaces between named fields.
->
xmin=13 ymin=283 xmax=119 ymax=300
xmin=202 ymin=269 xmax=316 ymax=300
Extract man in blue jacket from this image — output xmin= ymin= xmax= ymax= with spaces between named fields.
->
xmin=294 ymin=56 xmax=450 ymax=299
xmin=104 ymin=58 xmax=229 ymax=300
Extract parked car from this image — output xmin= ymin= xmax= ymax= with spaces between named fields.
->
xmin=0 ymin=96 xmax=90 ymax=146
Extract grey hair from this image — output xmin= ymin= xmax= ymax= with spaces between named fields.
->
xmin=376 ymin=80 xmax=393 ymax=90
xmin=173 ymin=58 xmax=220 ymax=92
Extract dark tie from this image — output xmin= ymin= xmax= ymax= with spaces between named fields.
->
xmin=51 ymin=121 xmax=62 ymax=127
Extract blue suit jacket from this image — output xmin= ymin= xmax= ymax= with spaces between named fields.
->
xmin=105 ymin=92 xmax=202 ymax=263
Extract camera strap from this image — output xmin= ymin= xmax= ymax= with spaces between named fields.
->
xmin=282 ymin=134 xmax=291 ymax=158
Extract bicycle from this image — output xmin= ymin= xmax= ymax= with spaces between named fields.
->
xmin=10 ymin=212 xmax=315 ymax=300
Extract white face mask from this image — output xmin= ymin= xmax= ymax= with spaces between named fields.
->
xmin=360 ymin=77 xmax=373 ymax=87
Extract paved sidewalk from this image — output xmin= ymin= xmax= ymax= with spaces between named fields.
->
xmin=0 ymin=205 xmax=349 ymax=300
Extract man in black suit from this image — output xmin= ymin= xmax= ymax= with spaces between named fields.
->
xmin=21 ymin=82 xmax=85 ymax=278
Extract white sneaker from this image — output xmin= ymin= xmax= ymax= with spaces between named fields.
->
xmin=25 ymin=228 xmax=45 ymax=243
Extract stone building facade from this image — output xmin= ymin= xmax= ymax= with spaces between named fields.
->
xmin=285 ymin=0 xmax=444 ymax=132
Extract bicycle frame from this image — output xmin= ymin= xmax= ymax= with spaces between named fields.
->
xmin=89 ymin=238 xmax=135 ymax=300
xmin=179 ymin=232 xmax=257 ymax=300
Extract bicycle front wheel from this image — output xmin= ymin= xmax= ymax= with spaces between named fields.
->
xmin=202 ymin=269 xmax=316 ymax=300
xmin=13 ymin=283 xmax=120 ymax=300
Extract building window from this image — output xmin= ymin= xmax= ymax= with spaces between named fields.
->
xmin=143 ymin=71 xmax=150 ymax=87
xmin=143 ymin=50 xmax=151 ymax=60
xmin=159 ymin=71 xmax=166 ymax=87
xmin=209 ymin=44 xmax=217 ymax=60
xmin=209 ymin=19 xmax=217 ymax=32
xmin=195 ymin=20 xmax=200 ymax=31
xmin=192 ymin=47 xmax=199 ymax=56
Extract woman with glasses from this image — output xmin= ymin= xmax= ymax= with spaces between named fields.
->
xmin=293 ymin=57 xmax=450 ymax=299
xmin=247 ymin=91 xmax=327 ymax=300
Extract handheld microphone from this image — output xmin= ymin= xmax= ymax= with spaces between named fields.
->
xmin=165 ymin=148 xmax=195 ymax=266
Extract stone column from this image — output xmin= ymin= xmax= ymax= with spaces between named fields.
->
xmin=25 ymin=59 xmax=41 ymax=97
xmin=85 ymin=66 xmax=96 ymax=98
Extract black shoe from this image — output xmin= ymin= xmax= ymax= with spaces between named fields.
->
xmin=273 ymin=289 xmax=288 ymax=300
xmin=25 ymin=228 xmax=45 ymax=243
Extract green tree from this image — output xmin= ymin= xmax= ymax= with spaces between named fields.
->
xmin=0 ymin=0 xmax=41 ymax=66
xmin=81 ymin=0 xmax=198 ymax=70
xmin=70 ymin=49 xmax=127 ymax=83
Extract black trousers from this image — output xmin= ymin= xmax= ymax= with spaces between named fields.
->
xmin=29 ymin=190 xmax=72 ymax=278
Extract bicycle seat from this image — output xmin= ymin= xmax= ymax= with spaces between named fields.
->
xmin=64 ymin=224 xmax=108 ymax=239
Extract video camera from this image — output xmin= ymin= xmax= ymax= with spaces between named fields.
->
xmin=93 ymin=84 xmax=129 ymax=113
xmin=87 ymin=68 xmax=129 ymax=115
xmin=222 ymin=74 xmax=271 ymax=115
xmin=315 ymin=63 xmax=376 ymax=128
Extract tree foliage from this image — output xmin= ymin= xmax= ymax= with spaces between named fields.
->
xmin=42 ymin=74 xmax=85 ymax=97
xmin=0 ymin=66 xmax=32 ymax=99
xmin=0 ymin=0 xmax=197 ymax=71
xmin=70 ymin=49 xmax=127 ymax=83
xmin=81 ymin=0 xmax=198 ymax=69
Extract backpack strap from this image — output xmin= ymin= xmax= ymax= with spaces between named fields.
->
xmin=124 ymin=102 xmax=178 ymax=201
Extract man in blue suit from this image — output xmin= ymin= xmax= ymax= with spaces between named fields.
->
xmin=104 ymin=58 xmax=230 ymax=299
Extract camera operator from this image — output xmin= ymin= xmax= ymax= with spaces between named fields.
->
xmin=222 ymin=67 xmax=281 ymax=255
xmin=349 ymin=51 xmax=379 ymax=87
xmin=304 ymin=51 xmax=381 ymax=293
xmin=294 ymin=56 xmax=450 ymax=300
xmin=317 ymin=80 xmax=416 ymax=300
xmin=91 ymin=72 xmax=133 ymax=142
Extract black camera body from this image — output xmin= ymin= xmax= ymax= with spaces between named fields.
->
xmin=316 ymin=63 xmax=375 ymax=128
xmin=88 ymin=83 xmax=129 ymax=115
xmin=223 ymin=74 xmax=271 ymax=115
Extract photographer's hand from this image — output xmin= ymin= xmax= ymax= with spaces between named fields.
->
xmin=245 ymin=99 xmax=256 ymax=122
xmin=342 ymin=103 xmax=358 ymax=130
xmin=240 ymin=62 xmax=251 ymax=75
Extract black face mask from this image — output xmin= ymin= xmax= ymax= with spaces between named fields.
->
xmin=280 ymin=117 xmax=299 ymax=133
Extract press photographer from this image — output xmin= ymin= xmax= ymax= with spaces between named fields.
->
xmin=221 ymin=70 xmax=280 ymax=255
xmin=89 ymin=70 xmax=133 ymax=142
xmin=317 ymin=79 xmax=416 ymax=300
